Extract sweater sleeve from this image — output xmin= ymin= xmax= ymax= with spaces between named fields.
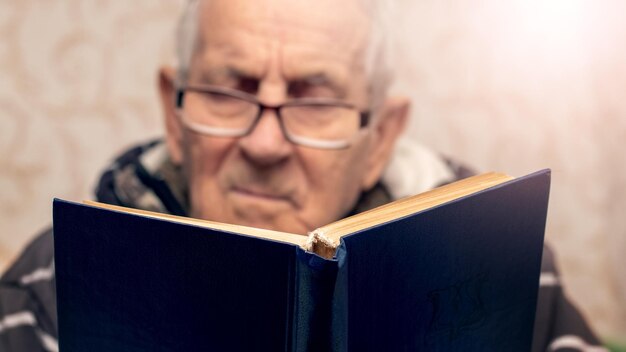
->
xmin=532 ymin=246 xmax=607 ymax=352
xmin=0 ymin=229 xmax=58 ymax=352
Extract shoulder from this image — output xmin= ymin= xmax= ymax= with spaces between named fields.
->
xmin=95 ymin=139 xmax=187 ymax=216
xmin=533 ymin=246 xmax=607 ymax=351
xmin=1 ymin=228 xmax=54 ymax=283
xmin=383 ymin=142 xmax=606 ymax=351
xmin=382 ymin=139 xmax=474 ymax=199
xmin=0 ymin=228 xmax=58 ymax=351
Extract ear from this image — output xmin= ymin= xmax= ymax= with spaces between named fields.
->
xmin=361 ymin=96 xmax=410 ymax=190
xmin=158 ymin=66 xmax=184 ymax=165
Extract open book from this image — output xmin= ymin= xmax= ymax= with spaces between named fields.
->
xmin=53 ymin=169 xmax=551 ymax=352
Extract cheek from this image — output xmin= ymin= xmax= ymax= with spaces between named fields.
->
xmin=297 ymin=144 xmax=370 ymax=220
xmin=183 ymin=133 xmax=237 ymax=210
xmin=185 ymin=135 xmax=230 ymax=180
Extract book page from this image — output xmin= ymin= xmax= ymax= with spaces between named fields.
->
xmin=309 ymin=172 xmax=514 ymax=252
xmin=85 ymin=172 xmax=513 ymax=258
xmin=83 ymin=201 xmax=308 ymax=247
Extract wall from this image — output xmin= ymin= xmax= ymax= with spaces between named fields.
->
xmin=391 ymin=0 xmax=626 ymax=340
xmin=0 ymin=0 xmax=624 ymax=341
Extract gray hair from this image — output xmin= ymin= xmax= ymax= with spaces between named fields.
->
xmin=175 ymin=0 xmax=395 ymax=110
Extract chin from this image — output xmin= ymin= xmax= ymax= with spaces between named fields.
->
xmin=193 ymin=194 xmax=324 ymax=235
xmin=228 ymin=211 xmax=309 ymax=235
xmin=242 ymin=217 xmax=309 ymax=235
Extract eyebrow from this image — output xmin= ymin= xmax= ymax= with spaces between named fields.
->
xmin=303 ymin=74 xmax=334 ymax=87
xmin=193 ymin=67 xmax=246 ymax=83
xmin=192 ymin=66 xmax=347 ymax=98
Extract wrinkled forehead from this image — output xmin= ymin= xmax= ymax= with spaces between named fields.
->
xmin=193 ymin=0 xmax=372 ymax=78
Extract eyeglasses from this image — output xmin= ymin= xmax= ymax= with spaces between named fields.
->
xmin=175 ymin=84 xmax=370 ymax=149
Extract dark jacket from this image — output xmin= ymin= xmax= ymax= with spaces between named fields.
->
xmin=0 ymin=140 xmax=605 ymax=352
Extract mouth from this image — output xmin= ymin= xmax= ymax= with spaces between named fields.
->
xmin=231 ymin=187 xmax=292 ymax=203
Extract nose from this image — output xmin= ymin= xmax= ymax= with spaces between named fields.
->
xmin=238 ymin=108 xmax=293 ymax=166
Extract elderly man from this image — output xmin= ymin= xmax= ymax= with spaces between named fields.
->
xmin=0 ymin=0 xmax=605 ymax=351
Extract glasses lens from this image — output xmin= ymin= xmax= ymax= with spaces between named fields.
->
xmin=183 ymin=90 xmax=257 ymax=129
xmin=282 ymin=104 xmax=360 ymax=142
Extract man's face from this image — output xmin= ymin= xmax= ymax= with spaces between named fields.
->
xmin=161 ymin=0 xmax=407 ymax=234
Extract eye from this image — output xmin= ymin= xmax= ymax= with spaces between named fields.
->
xmin=236 ymin=77 xmax=259 ymax=94
xmin=288 ymin=80 xmax=336 ymax=99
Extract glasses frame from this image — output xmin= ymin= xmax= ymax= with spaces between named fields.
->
xmin=175 ymin=84 xmax=371 ymax=150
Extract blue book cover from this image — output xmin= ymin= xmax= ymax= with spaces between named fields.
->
xmin=53 ymin=169 xmax=550 ymax=351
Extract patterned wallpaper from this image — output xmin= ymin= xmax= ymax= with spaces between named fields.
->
xmin=0 ymin=0 xmax=181 ymax=261
xmin=1 ymin=0 xmax=624 ymax=340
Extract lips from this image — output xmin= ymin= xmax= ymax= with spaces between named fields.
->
xmin=231 ymin=186 xmax=292 ymax=203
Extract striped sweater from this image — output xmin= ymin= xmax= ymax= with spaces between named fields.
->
xmin=0 ymin=139 xmax=606 ymax=351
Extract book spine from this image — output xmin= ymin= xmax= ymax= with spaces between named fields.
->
xmin=330 ymin=243 xmax=349 ymax=352
xmin=291 ymin=247 xmax=338 ymax=352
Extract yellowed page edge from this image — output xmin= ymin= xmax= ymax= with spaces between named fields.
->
xmin=83 ymin=200 xmax=308 ymax=247
xmin=314 ymin=172 xmax=514 ymax=244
